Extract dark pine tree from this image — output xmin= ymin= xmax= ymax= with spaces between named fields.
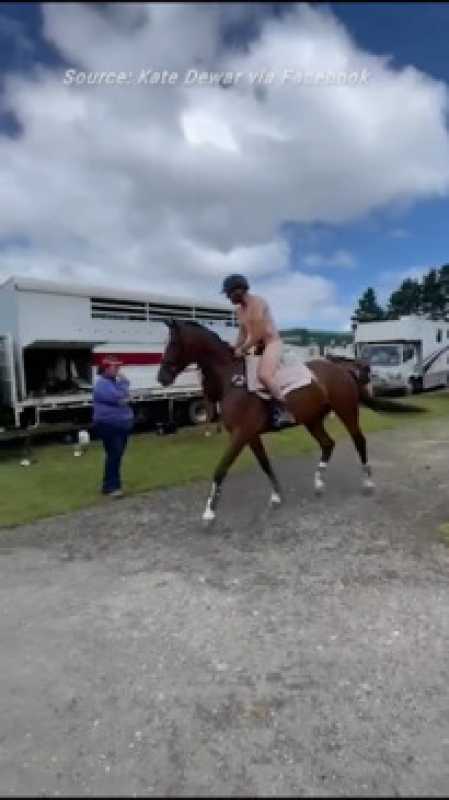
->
xmin=421 ymin=268 xmax=445 ymax=318
xmin=386 ymin=278 xmax=422 ymax=319
xmin=354 ymin=287 xmax=384 ymax=322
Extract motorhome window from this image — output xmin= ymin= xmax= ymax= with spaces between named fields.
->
xmin=403 ymin=346 xmax=414 ymax=362
xmin=360 ymin=344 xmax=401 ymax=366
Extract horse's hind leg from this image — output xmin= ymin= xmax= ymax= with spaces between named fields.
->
xmin=305 ymin=417 xmax=335 ymax=495
xmin=250 ymin=436 xmax=282 ymax=507
xmin=336 ymin=408 xmax=375 ymax=494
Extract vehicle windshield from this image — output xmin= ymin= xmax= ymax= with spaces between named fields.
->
xmin=360 ymin=344 xmax=401 ymax=366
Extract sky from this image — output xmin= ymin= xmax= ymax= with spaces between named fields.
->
xmin=0 ymin=2 xmax=449 ymax=330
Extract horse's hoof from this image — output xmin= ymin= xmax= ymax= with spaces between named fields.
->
xmin=270 ymin=492 xmax=282 ymax=508
xmin=314 ymin=479 xmax=325 ymax=496
xmin=362 ymin=479 xmax=375 ymax=495
xmin=202 ymin=509 xmax=216 ymax=527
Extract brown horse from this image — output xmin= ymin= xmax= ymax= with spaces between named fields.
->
xmin=158 ymin=321 xmax=423 ymax=523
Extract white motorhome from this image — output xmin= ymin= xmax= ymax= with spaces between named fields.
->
xmin=354 ymin=316 xmax=449 ymax=394
xmin=0 ymin=276 xmax=237 ymax=428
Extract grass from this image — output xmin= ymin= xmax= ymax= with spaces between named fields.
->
xmin=1 ymin=392 xmax=449 ymax=528
xmin=437 ymin=517 xmax=449 ymax=548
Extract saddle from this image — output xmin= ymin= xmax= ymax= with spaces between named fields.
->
xmin=231 ymin=351 xmax=314 ymax=430
xmin=245 ymin=353 xmax=313 ymax=400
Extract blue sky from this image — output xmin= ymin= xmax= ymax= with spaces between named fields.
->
xmin=1 ymin=3 xmax=449 ymax=328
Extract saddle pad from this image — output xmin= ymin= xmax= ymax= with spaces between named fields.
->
xmin=246 ymin=353 xmax=313 ymax=400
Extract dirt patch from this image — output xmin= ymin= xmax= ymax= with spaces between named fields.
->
xmin=1 ymin=419 xmax=449 ymax=796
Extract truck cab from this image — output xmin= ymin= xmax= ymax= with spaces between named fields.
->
xmin=356 ymin=340 xmax=421 ymax=394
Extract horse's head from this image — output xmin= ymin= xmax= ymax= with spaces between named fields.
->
xmin=158 ymin=319 xmax=233 ymax=389
xmin=158 ymin=320 xmax=192 ymax=387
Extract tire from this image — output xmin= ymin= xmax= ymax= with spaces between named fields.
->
xmin=133 ymin=407 xmax=149 ymax=426
xmin=409 ymin=377 xmax=423 ymax=395
xmin=188 ymin=399 xmax=208 ymax=426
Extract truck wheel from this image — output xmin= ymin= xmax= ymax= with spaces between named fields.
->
xmin=409 ymin=378 xmax=423 ymax=395
xmin=133 ymin=408 xmax=149 ymax=426
xmin=188 ymin=399 xmax=208 ymax=426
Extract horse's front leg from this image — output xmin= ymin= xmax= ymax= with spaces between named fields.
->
xmin=250 ymin=435 xmax=282 ymax=507
xmin=203 ymin=429 xmax=247 ymax=524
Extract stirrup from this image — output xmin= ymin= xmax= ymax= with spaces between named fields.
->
xmin=271 ymin=402 xmax=295 ymax=428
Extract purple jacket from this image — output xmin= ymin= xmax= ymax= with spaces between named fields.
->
xmin=93 ymin=375 xmax=134 ymax=429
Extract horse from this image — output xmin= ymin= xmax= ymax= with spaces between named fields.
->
xmin=158 ymin=320 xmax=424 ymax=523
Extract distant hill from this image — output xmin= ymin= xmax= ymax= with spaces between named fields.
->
xmin=280 ymin=328 xmax=353 ymax=348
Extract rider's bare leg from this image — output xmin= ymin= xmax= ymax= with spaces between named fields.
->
xmin=257 ymin=339 xmax=285 ymax=404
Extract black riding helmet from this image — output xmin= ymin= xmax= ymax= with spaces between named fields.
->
xmin=221 ymin=274 xmax=249 ymax=295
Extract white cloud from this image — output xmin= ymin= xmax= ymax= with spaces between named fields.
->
xmin=255 ymin=269 xmax=352 ymax=328
xmin=302 ymin=249 xmax=356 ymax=269
xmin=0 ymin=2 xmax=448 ymax=329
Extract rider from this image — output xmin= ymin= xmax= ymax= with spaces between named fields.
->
xmin=221 ymin=274 xmax=290 ymax=415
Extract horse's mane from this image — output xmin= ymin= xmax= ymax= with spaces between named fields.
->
xmin=182 ymin=320 xmax=233 ymax=353
xmin=177 ymin=321 xmax=232 ymax=403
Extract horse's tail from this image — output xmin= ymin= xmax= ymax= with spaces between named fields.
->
xmin=318 ymin=356 xmax=427 ymax=413
xmin=358 ymin=384 xmax=426 ymax=414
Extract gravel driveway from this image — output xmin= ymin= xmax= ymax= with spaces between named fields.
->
xmin=1 ymin=419 xmax=449 ymax=797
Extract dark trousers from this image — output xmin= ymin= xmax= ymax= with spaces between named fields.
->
xmin=95 ymin=423 xmax=129 ymax=493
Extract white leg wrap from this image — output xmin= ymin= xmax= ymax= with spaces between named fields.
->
xmin=314 ymin=471 xmax=325 ymax=494
xmin=362 ymin=464 xmax=375 ymax=492
xmin=202 ymin=504 xmax=216 ymax=522
xmin=270 ymin=491 xmax=282 ymax=506
xmin=202 ymin=482 xmax=219 ymax=521
xmin=314 ymin=460 xmax=327 ymax=494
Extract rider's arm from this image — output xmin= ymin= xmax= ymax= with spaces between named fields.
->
xmin=234 ymin=307 xmax=247 ymax=351
xmin=234 ymin=322 xmax=246 ymax=351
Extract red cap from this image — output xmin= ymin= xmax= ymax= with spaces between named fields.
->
xmin=101 ymin=355 xmax=123 ymax=367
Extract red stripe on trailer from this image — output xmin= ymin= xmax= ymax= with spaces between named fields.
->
xmin=93 ymin=352 xmax=163 ymax=366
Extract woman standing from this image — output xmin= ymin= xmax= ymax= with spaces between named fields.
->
xmin=93 ymin=355 xmax=134 ymax=497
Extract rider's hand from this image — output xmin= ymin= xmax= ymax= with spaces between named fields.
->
xmin=234 ymin=346 xmax=245 ymax=358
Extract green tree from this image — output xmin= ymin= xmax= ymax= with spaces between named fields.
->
xmin=421 ymin=268 xmax=445 ymax=318
xmin=354 ymin=287 xmax=384 ymax=322
xmin=438 ymin=264 xmax=449 ymax=315
xmin=386 ymin=278 xmax=422 ymax=319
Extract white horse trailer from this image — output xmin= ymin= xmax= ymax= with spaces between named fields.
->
xmin=281 ymin=342 xmax=321 ymax=360
xmin=354 ymin=316 xmax=449 ymax=394
xmin=324 ymin=343 xmax=355 ymax=359
xmin=0 ymin=276 xmax=237 ymax=429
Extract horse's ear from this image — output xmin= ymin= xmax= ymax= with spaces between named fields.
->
xmin=164 ymin=318 xmax=177 ymax=329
